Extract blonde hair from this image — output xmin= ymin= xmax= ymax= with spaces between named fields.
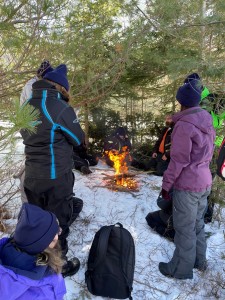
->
xmin=45 ymin=79 xmax=71 ymax=101
xmin=36 ymin=240 xmax=64 ymax=274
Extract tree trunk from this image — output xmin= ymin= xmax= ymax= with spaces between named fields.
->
xmin=125 ymin=96 xmax=128 ymax=125
xmin=200 ymin=0 xmax=207 ymax=63
xmin=84 ymin=102 xmax=89 ymax=146
xmin=172 ymin=82 xmax=176 ymax=112
xmin=141 ymin=88 xmax=144 ymax=143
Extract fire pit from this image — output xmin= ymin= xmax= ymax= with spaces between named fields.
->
xmin=104 ymin=147 xmax=139 ymax=192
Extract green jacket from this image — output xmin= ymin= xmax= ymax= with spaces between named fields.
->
xmin=201 ymin=88 xmax=224 ymax=147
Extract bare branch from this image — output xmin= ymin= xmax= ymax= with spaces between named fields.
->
xmin=4 ymin=0 xmax=29 ymax=23
xmin=175 ymin=20 xmax=225 ymax=28
xmin=10 ymin=17 xmax=43 ymax=24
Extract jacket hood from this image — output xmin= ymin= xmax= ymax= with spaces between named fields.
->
xmin=32 ymin=80 xmax=69 ymax=102
xmin=0 ymin=238 xmax=48 ymax=280
xmin=172 ymin=107 xmax=214 ymax=135
xmin=32 ymin=79 xmax=54 ymax=90
xmin=0 ymin=238 xmax=66 ymax=300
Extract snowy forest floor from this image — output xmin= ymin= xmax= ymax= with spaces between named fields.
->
xmin=1 ymin=138 xmax=225 ymax=300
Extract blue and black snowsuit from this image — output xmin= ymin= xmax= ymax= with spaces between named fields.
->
xmin=20 ymin=80 xmax=84 ymax=253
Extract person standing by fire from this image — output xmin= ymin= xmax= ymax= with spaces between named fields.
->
xmin=15 ymin=60 xmax=54 ymax=204
xmin=20 ymin=64 xmax=84 ymax=278
xmin=159 ymin=78 xmax=215 ymax=279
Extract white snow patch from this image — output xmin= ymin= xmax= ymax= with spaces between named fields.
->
xmin=1 ymin=139 xmax=225 ymax=300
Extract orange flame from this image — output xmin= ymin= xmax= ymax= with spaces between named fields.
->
xmin=105 ymin=146 xmax=138 ymax=190
xmin=106 ymin=146 xmax=129 ymax=176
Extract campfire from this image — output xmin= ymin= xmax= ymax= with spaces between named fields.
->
xmin=104 ymin=146 xmax=139 ymax=192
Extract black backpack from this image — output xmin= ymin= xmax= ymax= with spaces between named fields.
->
xmin=217 ymin=137 xmax=225 ymax=180
xmin=85 ymin=223 xmax=135 ymax=299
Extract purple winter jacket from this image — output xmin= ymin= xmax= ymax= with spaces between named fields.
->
xmin=0 ymin=238 xmax=66 ymax=300
xmin=162 ymin=107 xmax=215 ymax=192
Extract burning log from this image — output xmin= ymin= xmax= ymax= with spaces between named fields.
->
xmin=93 ymin=185 xmax=139 ymax=196
xmin=103 ymin=147 xmax=139 ymax=192
xmin=101 ymin=173 xmax=137 ymax=180
xmin=101 ymin=173 xmax=139 ymax=192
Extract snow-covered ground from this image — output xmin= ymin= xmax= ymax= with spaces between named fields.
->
xmin=1 ymin=137 xmax=225 ymax=300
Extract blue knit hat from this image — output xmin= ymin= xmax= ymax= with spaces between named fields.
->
xmin=43 ymin=64 xmax=69 ymax=91
xmin=184 ymin=73 xmax=201 ymax=84
xmin=14 ymin=203 xmax=59 ymax=255
xmin=37 ymin=60 xmax=53 ymax=78
xmin=176 ymin=79 xmax=202 ymax=107
xmin=184 ymin=73 xmax=211 ymax=101
xmin=115 ymin=127 xmax=127 ymax=137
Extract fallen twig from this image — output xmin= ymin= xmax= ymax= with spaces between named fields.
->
xmin=134 ymin=278 xmax=169 ymax=295
xmin=92 ymin=185 xmax=139 ymax=197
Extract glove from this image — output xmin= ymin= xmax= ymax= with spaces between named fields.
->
xmin=162 ymin=154 xmax=167 ymax=161
xmin=161 ymin=188 xmax=171 ymax=201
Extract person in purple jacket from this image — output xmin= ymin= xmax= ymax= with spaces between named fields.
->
xmin=158 ymin=79 xmax=215 ymax=279
xmin=0 ymin=203 xmax=70 ymax=299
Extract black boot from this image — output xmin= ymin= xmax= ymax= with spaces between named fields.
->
xmin=158 ymin=262 xmax=173 ymax=277
xmin=68 ymin=197 xmax=83 ymax=226
xmin=159 ymin=262 xmax=193 ymax=279
xmin=194 ymin=260 xmax=207 ymax=271
xmin=80 ymin=165 xmax=92 ymax=174
xmin=60 ymin=241 xmax=69 ymax=257
xmin=204 ymin=202 xmax=214 ymax=224
xmin=59 ymin=227 xmax=70 ymax=256
xmin=62 ymin=257 xmax=80 ymax=278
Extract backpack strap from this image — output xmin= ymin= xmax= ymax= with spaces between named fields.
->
xmin=91 ymin=225 xmax=114 ymax=269
xmin=92 ymin=223 xmax=123 ymax=269
xmin=119 ymin=226 xmax=133 ymax=300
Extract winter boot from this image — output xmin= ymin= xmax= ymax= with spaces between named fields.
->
xmin=80 ymin=165 xmax=92 ymax=174
xmin=62 ymin=257 xmax=80 ymax=278
xmin=204 ymin=202 xmax=214 ymax=224
xmin=159 ymin=262 xmax=193 ymax=280
xmin=59 ymin=236 xmax=69 ymax=257
xmin=194 ymin=260 xmax=207 ymax=272
xmin=68 ymin=197 xmax=83 ymax=226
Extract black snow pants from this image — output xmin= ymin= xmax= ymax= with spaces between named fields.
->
xmin=24 ymin=171 xmax=75 ymax=255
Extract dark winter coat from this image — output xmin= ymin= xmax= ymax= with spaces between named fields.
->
xmin=104 ymin=132 xmax=131 ymax=166
xmin=20 ymin=80 xmax=84 ymax=179
xmin=104 ymin=134 xmax=132 ymax=153
xmin=0 ymin=238 xmax=66 ymax=300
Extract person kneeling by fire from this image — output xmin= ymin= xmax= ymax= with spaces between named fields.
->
xmin=104 ymin=127 xmax=145 ymax=170
xmin=146 ymin=187 xmax=215 ymax=243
